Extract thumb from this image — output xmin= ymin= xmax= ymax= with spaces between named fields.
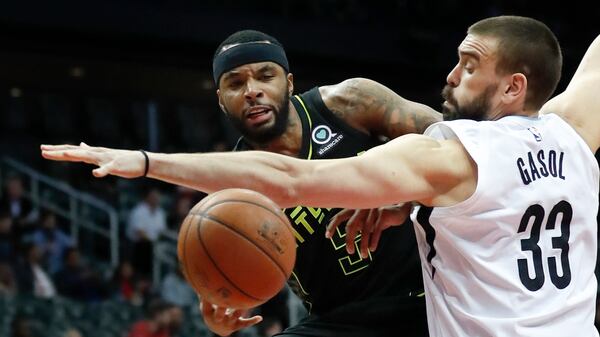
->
xmin=238 ymin=314 xmax=263 ymax=327
xmin=93 ymin=164 xmax=111 ymax=178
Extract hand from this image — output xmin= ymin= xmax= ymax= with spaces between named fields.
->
xmin=199 ymin=298 xmax=262 ymax=337
xmin=325 ymin=204 xmax=412 ymax=258
xmin=41 ymin=143 xmax=146 ymax=178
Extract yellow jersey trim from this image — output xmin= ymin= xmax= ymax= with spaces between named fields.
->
xmin=294 ymin=95 xmax=313 ymax=160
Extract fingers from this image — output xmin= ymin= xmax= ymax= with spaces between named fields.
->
xmin=369 ymin=227 xmax=384 ymax=253
xmin=41 ymin=149 xmax=98 ymax=165
xmin=200 ymin=300 xmax=262 ymax=336
xmin=200 ymin=299 xmax=215 ymax=317
xmin=236 ymin=314 xmax=263 ymax=329
xmin=41 ymin=143 xmax=109 ymax=164
xmin=344 ymin=210 xmax=366 ymax=255
xmin=41 ymin=144 xmax=82 ymax=151
xmin=93 ymin=163 xmax=112 ymax=178
xmin=325 ymin=209 xmax=353 ymax=239
xmin=359 ymin=209 xmax=378 ymax=258
xmin=213 ymin=306 xmax=227 ymax=323
xmin=201 ymin=300 xmax=227 ymax=324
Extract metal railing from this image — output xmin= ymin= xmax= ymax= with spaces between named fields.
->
xmin=0 ymin=157 xmax=120 ymax=267
xmin=153 ymin=229 xmax=179 ymax=285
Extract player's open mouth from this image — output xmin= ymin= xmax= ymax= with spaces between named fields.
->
xmin=245 ymin=106 xmax=273 ymax=123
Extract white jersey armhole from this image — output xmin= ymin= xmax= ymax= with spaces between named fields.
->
xmin=424 ymin=121 xmax=488 ymax=216
xmin=545 ymin=113 xmax=600 ymax=176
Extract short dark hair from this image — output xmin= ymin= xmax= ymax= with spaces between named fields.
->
xmin=468 ymin=16 xmax=562 ymax=110
xmin=213 ymin=29 xmax=284 ymax=61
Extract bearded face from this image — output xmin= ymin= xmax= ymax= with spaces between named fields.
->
xmin=224 ymin=89 xmax=290 ymax=144
xmin=441 ymin=83 xmax=498 ymax=121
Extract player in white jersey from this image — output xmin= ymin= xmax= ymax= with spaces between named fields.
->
xmin=414 ymin=114 xmax=598 ymax=337
xmin=41 ymin=16 xmax=600 ymax=337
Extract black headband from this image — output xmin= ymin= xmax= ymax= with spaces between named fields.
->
xmin=213 ymin=42 xmax=289 ymax=85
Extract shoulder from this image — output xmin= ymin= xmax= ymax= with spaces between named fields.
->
xmin=540 ymin=35 xmax=600 ymax=152
xmin=424 ymin=119 xmax=485 ymax=140
xmin=540 ymin=90 xmax=599 ymax=152
xmin=318 ymin=78 xmax=375 ymax=101
xmin=318 ymin=78 xmax=384 ymax=112
xmin=317 ymin=78 xmax=392 ymax=134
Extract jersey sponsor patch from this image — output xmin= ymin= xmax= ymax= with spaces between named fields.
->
xmin=312 ymin=124 xmax=344 ymax=156
xmin=311 ymin=125 xmax=337 ymax=144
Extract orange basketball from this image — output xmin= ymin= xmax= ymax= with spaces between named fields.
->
xmin=177 ymin=188 xmax=296 ymax=309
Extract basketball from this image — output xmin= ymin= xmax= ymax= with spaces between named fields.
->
xmin=177 ymin=188 xmax=296 ymax=309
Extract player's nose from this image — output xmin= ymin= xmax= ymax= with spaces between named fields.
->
xmin=446 ymin=64 xmax=460 ymax=87
xmin=244 ymin=79 xmax=264 ymax=101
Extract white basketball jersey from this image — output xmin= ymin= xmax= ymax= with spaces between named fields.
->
xmin=412 ymin=114 xmax=599 ymax=337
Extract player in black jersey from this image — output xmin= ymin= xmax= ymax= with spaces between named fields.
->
xmin=39 ymin=19 xmax=600 ymax=337
xmin=203 ymin=30 xmax=440 ymax=337
xmin=41 ymin=30 xmax=441 ymax=337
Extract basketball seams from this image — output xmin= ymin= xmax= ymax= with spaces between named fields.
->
xmin=190 ymin=198 xmax=295 ymax=240
xmin=195 ymin=216 xmax=271 ymax=302
xmin=198 ymin=213 xmax=289 ymax=279
xmin=180 ymin=189 xmax=295 ymax=308
xmin=180 ymin=214 xmax=202 ymax=291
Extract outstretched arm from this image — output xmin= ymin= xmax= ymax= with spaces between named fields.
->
xmin=41 ymin=135 xmax=474 ymax=210
xmin=542 ymin=34 xmax=600 ymax=152
xmin=319 ymin=78 xmax=442 ymax=139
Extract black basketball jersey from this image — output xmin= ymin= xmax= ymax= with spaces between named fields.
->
xmin=234 ymin=87 xmax=424 ymax=317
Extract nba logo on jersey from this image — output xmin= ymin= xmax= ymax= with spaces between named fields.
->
xmin=527 ymin=126 xmax=542 ymax=142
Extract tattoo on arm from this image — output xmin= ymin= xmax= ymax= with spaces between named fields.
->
xmin=324 ymin=78 xmax=441 ymax=139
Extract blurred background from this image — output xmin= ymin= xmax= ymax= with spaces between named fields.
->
xmin=0 ymin=1 xmax=599 ymax=337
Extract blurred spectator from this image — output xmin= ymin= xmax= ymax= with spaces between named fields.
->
xmin=160 ymin=268 xmax=196 ymax=308
xmin=167 ymin=194 xmax=193 ymax=232
xmin=111 ymin=260 xmax=150 ymax=306
xmin=11 ymin=315 xmax=33 ymax=337
xmin=54 ymin=247 xmax=107 ymax=302
xmin=0 ymin=175 xmax=38 ymax=239
xmin=15 ymin=243 xmax=56 ymax=298
xmin=0 ymin=212 xmax=16 ymax=261
xmin=127 ymin=298 xmax=174 ymax=337
xmin=31 ymin=210 xmax=74 ymax=274
xmin=0 ymin=262 xmax=17 ymax=296
xmin=127 ymin=187 xmax=166 ymax=276
xmin=62 ymin=328 xmax=83 ymax=337
xmin=167 ymin=305 xmax=184 ymax=337
xmin=167 ymin=186 xmax=206 ymax=231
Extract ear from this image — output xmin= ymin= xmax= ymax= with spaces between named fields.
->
xmin=216 ymin=89 xmax=227 ymax=114
xmin=501 ymin=73 xmax=527 ymax=105
xmin=287 ymin=72 xmax=294 ymax=96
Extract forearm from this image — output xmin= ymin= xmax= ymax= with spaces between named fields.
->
xmin=146 ymin=151 xmax=305 ymax=207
